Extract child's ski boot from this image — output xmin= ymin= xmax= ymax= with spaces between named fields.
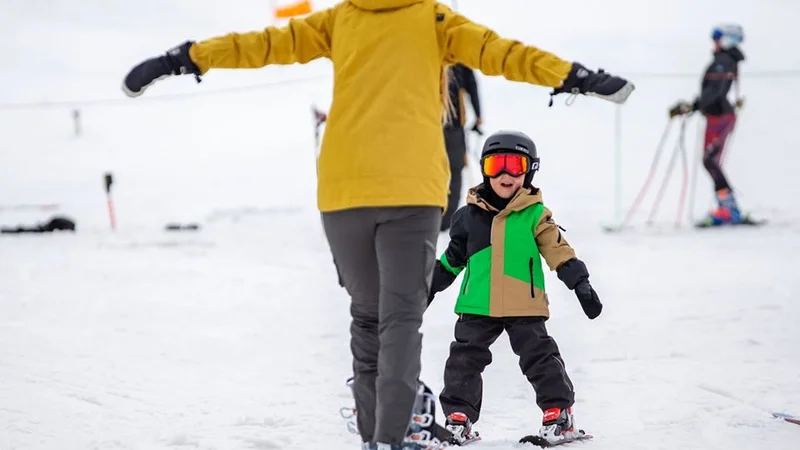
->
xmin=444 ymin=412 xmax=480 ymax=445
xmin=539 ymin=407 xmax=578 ymax=444
xmin=519 ymin=407 xmax=591 ymax=447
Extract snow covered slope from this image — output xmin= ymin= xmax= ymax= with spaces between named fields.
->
xmin=1 ymin=1 xmax=798 ymax=449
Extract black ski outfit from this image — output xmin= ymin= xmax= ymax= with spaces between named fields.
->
xmin=442 ymin=63 xmax=482 ymax=232
xmin=695 ymin=47 xmax=744 ymax=192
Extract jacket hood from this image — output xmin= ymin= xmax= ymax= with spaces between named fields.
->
xmin=725 ymin=46 xmax=745 ymax=62
xmin=348 ymin=0 xmax=425 ymax=11
xmin=467 ymin=184 xmax=543 ymax=214
xmin=717 ymin=46 xmax=745 ymax=63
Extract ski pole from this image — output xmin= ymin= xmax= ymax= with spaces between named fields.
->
xmin=615 ymin=119 xmax=674 ymax=229
xmin=686 ymin=116 xmax=705 ymax=225
xmin=104 ymin=172 xmax=117 ymax=232
xmin=311 ymin=104 xmax=326 ymax=158
xmin=647 ymin=117 xmax=687 ymax=225
xmin=675 ymin=118 xmax=689 ymax=227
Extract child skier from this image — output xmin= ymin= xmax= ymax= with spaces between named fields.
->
xmin=428 ymin=130 xmax=603 ymax=446
xmin=668 ymin=24 xmax=748 ymax=227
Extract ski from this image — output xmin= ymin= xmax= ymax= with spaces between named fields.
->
xmin=430 ymin=423 xmax=482 ymax=447
xmin=519 ymin=430 xmax=593 ymax=447
xmin=773 ymin=412 xmax=800 ymax=426
xmin=448 ymin=433 xmax=482 ymax=447
xmin=694 ymin=215 xmax=767 ymax=229
xmin=603 ymin=215 xmax=768 ymax=232
xmin=601 ymin=224 xmax=624 ymax=233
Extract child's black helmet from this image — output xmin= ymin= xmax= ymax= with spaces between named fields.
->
xmin=480 ymin=130 xmax=540 ymax=187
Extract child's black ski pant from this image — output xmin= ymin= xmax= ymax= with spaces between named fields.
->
xmin=439 ymin=314 xmax=575 ymax=423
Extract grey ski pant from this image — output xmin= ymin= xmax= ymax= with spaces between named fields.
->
xmin=322 ymin=206 xmax=441 ymax=444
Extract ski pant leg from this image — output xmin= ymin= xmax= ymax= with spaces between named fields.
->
xmin=439 ymin=314 xmax=504 ymax=423
xmin=504 ymin=317 xmax=575 ymax=411
xmin=321 ymin=208 xmax=381 ymax=443
xmin=373 ymin=206 xmax=441 ymax=444
xmin=702 ymin=113 xmax=737 ymax=192
xmin=441 ymin=127 xmax=467 ymax=232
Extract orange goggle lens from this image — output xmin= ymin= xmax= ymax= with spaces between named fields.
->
xmin=481 ymin=153 xmax=530 ymax=178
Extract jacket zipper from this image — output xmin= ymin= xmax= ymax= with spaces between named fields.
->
xmin=528 ymin=257 xmax=535 ymax=298
xmin=461 ymin=262 xmax=470 ymax=295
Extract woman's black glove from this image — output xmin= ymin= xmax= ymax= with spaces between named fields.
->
xmin=122 ymin=41 xmax=201 ymax=98
xmin=550 ymin=62 xmax=634 ymax=105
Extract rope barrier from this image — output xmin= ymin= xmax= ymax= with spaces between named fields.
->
xmin=2 ymin=69 xmax=799 ymax=110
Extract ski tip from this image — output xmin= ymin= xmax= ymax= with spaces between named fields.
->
xmin=773 ymin=412 xmax=800 ymax=425
xmin=601 ymin=224 xmax=624 ymax=233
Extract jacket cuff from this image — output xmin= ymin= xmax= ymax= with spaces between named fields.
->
xmin=556 ymin=258 xmax=589 ymax=290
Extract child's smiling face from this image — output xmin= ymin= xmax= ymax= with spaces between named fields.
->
xmin=489 ymin=173 xmax=524 ymax=199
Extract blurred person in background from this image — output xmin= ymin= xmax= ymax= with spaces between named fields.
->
xmin=669 ymin=24 xmax=750 ymax=227
xmin=121 ymin=1 xmax=634 ymax=449
xmin=441 ymin=63 xmax=482 ymax=233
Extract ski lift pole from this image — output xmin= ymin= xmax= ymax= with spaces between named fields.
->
xmin=613 ymin=104 xmax=622 ymax=225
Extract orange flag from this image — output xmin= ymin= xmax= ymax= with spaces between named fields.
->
xmin=273 ymin=0 xmax=312 ymax=19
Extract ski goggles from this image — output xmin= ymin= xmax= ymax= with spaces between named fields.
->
xmin=480 ymin=153 xmax=534 ymax=178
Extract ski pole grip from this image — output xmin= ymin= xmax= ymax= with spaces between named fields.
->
xmin=104 ymin=172 xmax=114 ymax=194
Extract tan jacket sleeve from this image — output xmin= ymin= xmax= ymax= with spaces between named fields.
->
xmin=534 ymin=206 xmax=577 ymax=271
xmin=188 ymin=6 xmax=337 ymax=74
xmin=435 ymin=3 xmax=571 ymax=88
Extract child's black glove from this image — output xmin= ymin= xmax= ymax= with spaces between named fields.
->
xmin=574 ymin=280 xmax=602 ymax=319
xmin=122 ymin=41 xmax=201 ymax=98
xmin=556 ymin=258 xmax=603 ymax=320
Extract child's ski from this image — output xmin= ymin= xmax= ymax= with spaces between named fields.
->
xmin=449 ymin=433 xmax=482 ymax=446
xmin=519 ymin=430 xmax=593 ymax=447
xmin=773 ymin=412 xmax=800 ymax=426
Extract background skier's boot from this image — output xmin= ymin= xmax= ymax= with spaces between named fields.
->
xmin=704 ymin=188 xmax=743 ymax=226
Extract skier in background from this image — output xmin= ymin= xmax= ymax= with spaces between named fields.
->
xmin=441 ymin=63 xmax=482 ymax=232
xmin=121 ymin=1 xmax=634 ymax=449
xmin=669 ymin=24 xmax=747 ymax=227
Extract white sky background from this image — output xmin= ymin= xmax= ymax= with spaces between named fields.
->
xmin=0 ymin=0 xmax=798 ymax=226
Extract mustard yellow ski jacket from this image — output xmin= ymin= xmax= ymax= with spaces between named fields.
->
xmin=189 ymin=0 xmax=572 ymax=212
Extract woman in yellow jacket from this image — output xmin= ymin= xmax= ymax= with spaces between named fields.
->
xmin=122 ymin=1 xmax=633 ymax=449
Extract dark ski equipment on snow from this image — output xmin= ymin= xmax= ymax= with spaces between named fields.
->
xmin=519 ymin=431 xmax=593 ymax=447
